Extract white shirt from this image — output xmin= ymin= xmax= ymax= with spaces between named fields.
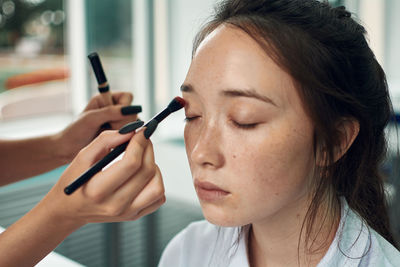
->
xmin=158 ymin=199 xmax=400 ymax=267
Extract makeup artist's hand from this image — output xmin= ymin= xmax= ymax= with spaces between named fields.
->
xmin=41 ymin=129 xmax=165 ymax=227
xmin=0 ymin=129 xmax=164 ymax=267
xmin=54 ymin=91 xmax=142 ymax=163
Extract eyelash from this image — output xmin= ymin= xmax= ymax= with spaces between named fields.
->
xmin=231 ymin=120 xmax=258 ymax=129
xmin=184 ymin=116 xmax=200 ymax=122
xmin=184 ymin=116 xmax=258 ymax=130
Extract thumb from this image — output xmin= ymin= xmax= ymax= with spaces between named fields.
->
xmin=112 ymin=92 xmax=133 ymax=105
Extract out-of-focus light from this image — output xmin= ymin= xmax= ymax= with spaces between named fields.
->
xmin=53 ymin=10 xmax=65 ymax=25
xmin=25 ymin=18 xmax=50 ymax=37
xmin=2 ymin=1 xmax=15 ymax=16
xmin=21 ymin=0 xmax=45 ymax=6
xmin=41 ymin=10 xmax=53 ymax=26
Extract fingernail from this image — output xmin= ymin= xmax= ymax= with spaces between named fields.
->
xmin=121 ymin=105 xmax=142 ymax=115
xmin=144 ymin=119 xmax=158 ymax=139
xmin=119 ymin=120 xmax=144 ymax=134
xmin=101 ymin=122 xmax=112 ymax=130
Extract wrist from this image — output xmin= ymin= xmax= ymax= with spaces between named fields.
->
xmin=37 ymin=191 xmax=85 ymax=233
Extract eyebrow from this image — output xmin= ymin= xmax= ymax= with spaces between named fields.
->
xmin=180 ymin=84 xmax=277 ymax=106
xmin=180 ymin=84 xmax=195 ymax=93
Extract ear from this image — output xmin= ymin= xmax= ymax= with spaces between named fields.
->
xmin=333 ymin=118 xmax=360 ymax=162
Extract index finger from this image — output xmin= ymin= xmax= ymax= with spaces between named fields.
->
xmin=83 ymin=129 xmax=151 ymax=195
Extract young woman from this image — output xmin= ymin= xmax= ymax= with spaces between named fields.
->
xmin=159 ymin=0 xmax=400 ymax=266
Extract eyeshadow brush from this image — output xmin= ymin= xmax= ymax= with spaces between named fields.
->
xmin=64 ymin=96 xmax=186 ymax=195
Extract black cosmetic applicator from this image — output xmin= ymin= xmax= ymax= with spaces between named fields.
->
xmin=64 ymin=96 xmax=186 ymax=195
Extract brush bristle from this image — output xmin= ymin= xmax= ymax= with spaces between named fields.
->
xmin=168 ymin=96 xmax=186 ymax=112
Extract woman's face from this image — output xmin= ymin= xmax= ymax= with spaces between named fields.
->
xmin=182 ymin=25 xmax=316 ymax=227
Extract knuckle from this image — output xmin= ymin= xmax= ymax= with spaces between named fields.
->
xmin=125 ymin=92 xmax=133 ymax=102
xmin=125 ymin=157 xmax=142 ymax=171
xmin=157 ymin=186 xmax=166 ymax=198
xmin=149 ymin=185 xmax=165 ymax=200
xmin=106 ymin=205 xmax=124 ymax=217
xmin=143 ymin=164 xmax=157 ymax=180
xmin=160 ymin=196 xmax=166 ymax=204
xmin=86 ymin=190 xmax=105 ymax=204
xmin=98 ymin=130 xmax=112 ymax=140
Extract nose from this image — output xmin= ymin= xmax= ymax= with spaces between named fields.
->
xmin=188 ymin=121 xmax=225 ymax=169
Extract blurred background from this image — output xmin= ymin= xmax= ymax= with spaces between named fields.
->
xmin=0 ymin=0 xmax=398 ymax=266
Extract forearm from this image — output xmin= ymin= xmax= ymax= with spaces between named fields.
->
xmin=0 ymin=135 xmax=68 ymax=186
xmin=0 ymin=200 xmax=82 ymax=267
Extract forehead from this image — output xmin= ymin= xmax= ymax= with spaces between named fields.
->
xmin=184 ymin=24 xmax=298 ymax=108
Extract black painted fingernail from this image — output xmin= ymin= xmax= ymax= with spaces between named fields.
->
xmin=144 ymin=119 xmax=158 ymax=139
xmin=119 ymin=120 xmax=144 ymax=134
xmin=121 ymin=105 xmax=142 ymax=115
xmin=101 ymin=122 xmax=112 ymax=130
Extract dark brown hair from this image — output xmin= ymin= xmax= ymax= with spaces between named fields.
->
xmin=193 ymin=0 xmax=398 ymax=254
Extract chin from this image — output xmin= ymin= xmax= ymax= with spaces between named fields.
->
xmin=201 ymin=204 xmax=246 ymax=227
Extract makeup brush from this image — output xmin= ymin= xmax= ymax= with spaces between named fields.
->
xmin=64 ymin=97 xmax=186 ymax=195
xmin=88 ymin=52 xmax=113 ymax=105
xmin=88 ymin=52 xmax=114 ymax=129
xmin=142 ymin=96 xmax=186 ymax=138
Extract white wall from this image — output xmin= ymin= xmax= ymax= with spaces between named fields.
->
xmin=167 ymin=0 xmax=217 ymax=99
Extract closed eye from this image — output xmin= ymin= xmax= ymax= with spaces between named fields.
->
xmin=231 ymin=120 xmax=258 ymax=129
xmin=184 ymin=116 xmax=200 ymax=123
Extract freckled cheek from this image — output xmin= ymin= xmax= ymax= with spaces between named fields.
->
xmin=228 ymin=141 xmax=294 ymax=195
xmin=183 ymin=125 xmax=205 ymax=173
xmin=184 ymin=125 xmax=196 ymax=151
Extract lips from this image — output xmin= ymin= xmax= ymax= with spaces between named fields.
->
xmin=194 ymin=180 xmax=230 ymax=201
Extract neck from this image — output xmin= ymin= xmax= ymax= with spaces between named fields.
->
xmin=248 ymin=195 xmax=340 ymax=267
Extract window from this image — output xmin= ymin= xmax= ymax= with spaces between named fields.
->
xmin=85 ymin=0 xmax=134 ymax=103
xmin=0 ymin=0 xmax=69 ymax=123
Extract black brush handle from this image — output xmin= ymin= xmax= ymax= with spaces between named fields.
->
xmin=64 ymin=141 xmax=129 ymax=195
xmin=88 ymin=52 xmax=107 ymax=84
